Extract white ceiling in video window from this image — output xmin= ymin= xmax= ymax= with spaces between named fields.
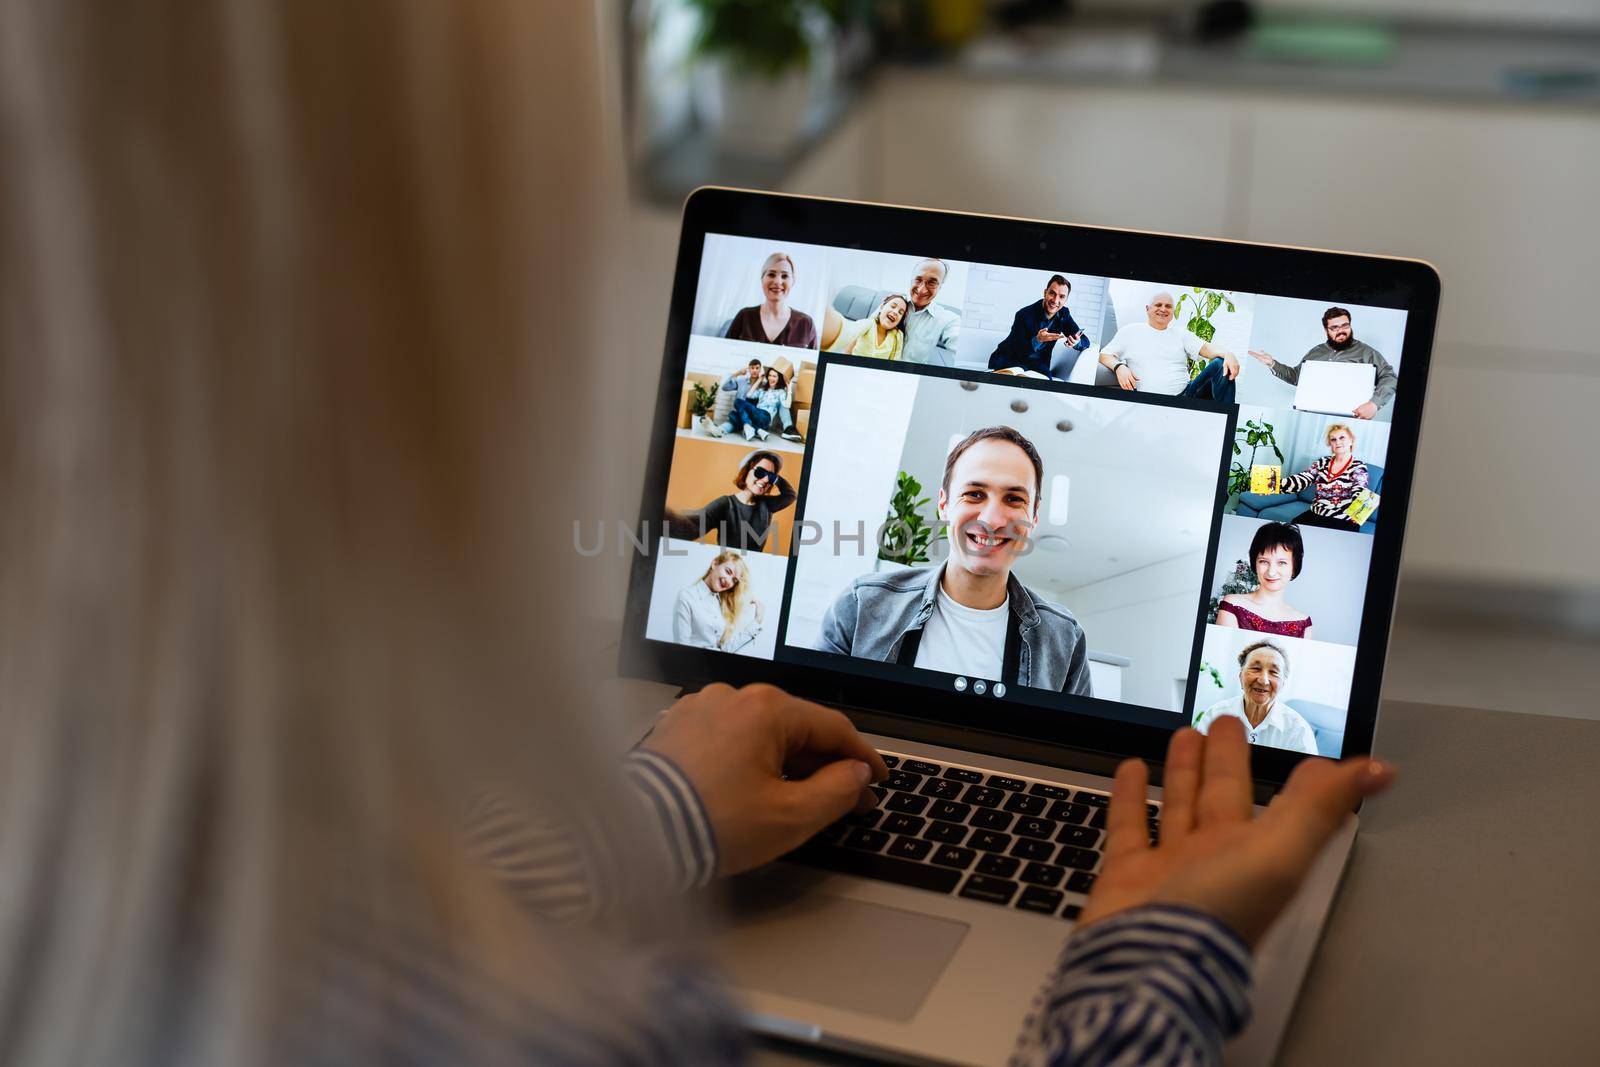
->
xmin=895 ymin=377 xmax=1225 ymax=594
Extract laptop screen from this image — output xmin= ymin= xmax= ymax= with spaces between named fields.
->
xmin=625 ymin=193 xmax=1437 ymax=775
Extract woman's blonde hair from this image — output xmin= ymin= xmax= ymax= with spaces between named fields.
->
xmin=701 ymin=551 xmax=753 ymax=648
xmin=1326 ymin=422 xmax=1357 ymax=447
xmin=0 ymin=3 xmax=682 ymax=1064
xmin=761 ymin=251 xmax=797 ymax=279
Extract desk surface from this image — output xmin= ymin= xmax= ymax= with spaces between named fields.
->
xmin=719 ymin=697 xmax=1600 ymax=1065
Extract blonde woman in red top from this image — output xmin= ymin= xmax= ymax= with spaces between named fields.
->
xmin=1282 ymin=423 xmax=1369 ymax=531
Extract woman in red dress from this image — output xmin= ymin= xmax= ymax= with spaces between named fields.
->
xmin=1214 ymin=522 xmax=1314 ymax=639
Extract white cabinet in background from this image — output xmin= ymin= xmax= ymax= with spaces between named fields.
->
xmin=1088 ymin=659 xmax=1124 ymax=703
xmin=1241 ymin=98 xmax=1600 ymax=362
xmin=876 ymin=74 xmax=1242 ymax=238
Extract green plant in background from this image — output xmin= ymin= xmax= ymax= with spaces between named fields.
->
xmin=879 ymin=470 xmax=938 ymax=564
xmin=1197 ymin=660 xmax=1227 ymax=692
xmin=1177 ymin=287 xmax=1237 ymax=378
xmin=687 ymin=381 xmax=718 ymax=419
xmin=684 ymin=0 xmax=857 ymax=77
xmin=1207 ymin=559 xmax=1259 ymax=618
xmin=1226 ymin=416 xmax=1284 ymax=498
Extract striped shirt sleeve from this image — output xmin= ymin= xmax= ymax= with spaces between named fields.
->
xmin=624 ymin=749 xmax=719 ymax=889
xmin=465 ymin=751 xmax=718 ymax=925
xmin=1010 ymin=904 xmax=1253 ymax=1067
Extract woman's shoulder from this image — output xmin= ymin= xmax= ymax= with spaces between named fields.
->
xmin=790 ymin=307 xmax=815 ymax=324
xmin=1278 ymin=702 xmax=1317 ymax=733
xmin=1217 ymin=594 xmax=1256 ymax=616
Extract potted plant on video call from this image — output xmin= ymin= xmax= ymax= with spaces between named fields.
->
xmin=877 ymin=470 xmax=939 ymax=572
xmin=1177 ymin=287 xmax=1237 ymax=380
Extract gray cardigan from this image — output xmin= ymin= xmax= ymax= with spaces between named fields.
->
xmin=816 ymin=564 xmax=1093 ymax=694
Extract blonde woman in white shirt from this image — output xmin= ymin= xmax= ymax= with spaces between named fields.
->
xmin=674 ymin=551 xmax=764 ymax=651
xmin=1194 ymin=640 xmax=1319 ymax=755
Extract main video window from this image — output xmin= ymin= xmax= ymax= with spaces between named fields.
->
xmin=782 ymin=361 xmax=1233 ymax=715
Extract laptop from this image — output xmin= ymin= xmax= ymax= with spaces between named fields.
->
xmin=621 ymin=189 xmax=1439 ymax=1065
xmin=1294 ymin=361 xmax=1377 ymax=416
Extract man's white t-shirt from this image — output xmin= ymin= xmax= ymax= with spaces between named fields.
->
xmin=1100 ymin=321 xmax=1205 ymax=395
xmin=913 ymin=585 xmax=1008 ymax=680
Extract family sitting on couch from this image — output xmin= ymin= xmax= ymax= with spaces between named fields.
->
xmin=700 ymin=358 xmax=804 ymax=443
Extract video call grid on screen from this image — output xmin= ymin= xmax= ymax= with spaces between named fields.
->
xmin=642 ymin=225 xmax=1411 ymax=758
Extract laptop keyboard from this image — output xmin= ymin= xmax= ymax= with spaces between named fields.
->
xmin=787 ymin=752 xmax=1160 ymax=923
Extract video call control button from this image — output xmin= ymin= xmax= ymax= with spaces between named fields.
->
xmin=993 ymin=683 xmax=1006 ymax=698
xmin=953 ymin=676 xmax=968 ymax=692
xmin=972 ymin=680 xmax=987 ymax=696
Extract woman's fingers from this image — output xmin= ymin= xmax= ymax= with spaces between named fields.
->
xmin=1104 ymin=758 xmax=1151 ymax=860
xmin=1157 ymin=728 xmax=1204 ymax=845
xmin=1263 ymin=756 xmax=1396 ymax=870
xmin=765 ymin=688 xmax=887 ymax=780
xmin=1196 ymin=717 xmax=1255 ymax=825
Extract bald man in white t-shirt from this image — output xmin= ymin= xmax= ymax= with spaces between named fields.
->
xmin=1098 ymin=290 xmax=1241 ymax=404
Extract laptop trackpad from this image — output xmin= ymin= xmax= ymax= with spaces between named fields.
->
xmin=714 ymin=872 xmax=969 ymax=1021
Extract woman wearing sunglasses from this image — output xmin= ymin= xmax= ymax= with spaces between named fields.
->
xmin=666 ymin=450 xmax=796 ymax=552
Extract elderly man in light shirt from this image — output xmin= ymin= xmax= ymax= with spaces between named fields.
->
xmin=1193 ymin=639 xmax=1318 ymax=755
xmin=1098 ymin=289 xmax=1240 ymax=403
xmin=901 ymin=257 xmax=961 ymax=366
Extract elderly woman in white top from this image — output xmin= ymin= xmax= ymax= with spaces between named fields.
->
xmin=1193 ymin=640 xmax=1319 ymax=755
xmin=674 ymin=551 xmax=763 ymax=651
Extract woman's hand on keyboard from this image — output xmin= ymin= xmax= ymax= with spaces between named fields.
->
xmin=643 ymin=683 xmax=889 ymax=877
xmin=1076 ymin=717 xmax=1395 ymax=946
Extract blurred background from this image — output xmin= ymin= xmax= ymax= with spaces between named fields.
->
xmin=590 ymin=0 xmax=1600 ymax=718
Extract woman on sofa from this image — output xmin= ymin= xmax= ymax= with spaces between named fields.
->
xmin=665 ymin=450 xmax=796 ymax=553
xmin=758 ymin=366 xmax=804 ymax=443
xmin=1214 ymin=522 xmax=1314 ymax=639
xmin=673 ymin=550 xmax=764 ymax=651
xmin=1280 ymin=423 xmax=1369 ymax=531
xmin=723 ymin=252 xmax=818 ymax=349
xmin=821 ymin=292 xmax=908 ymax=361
